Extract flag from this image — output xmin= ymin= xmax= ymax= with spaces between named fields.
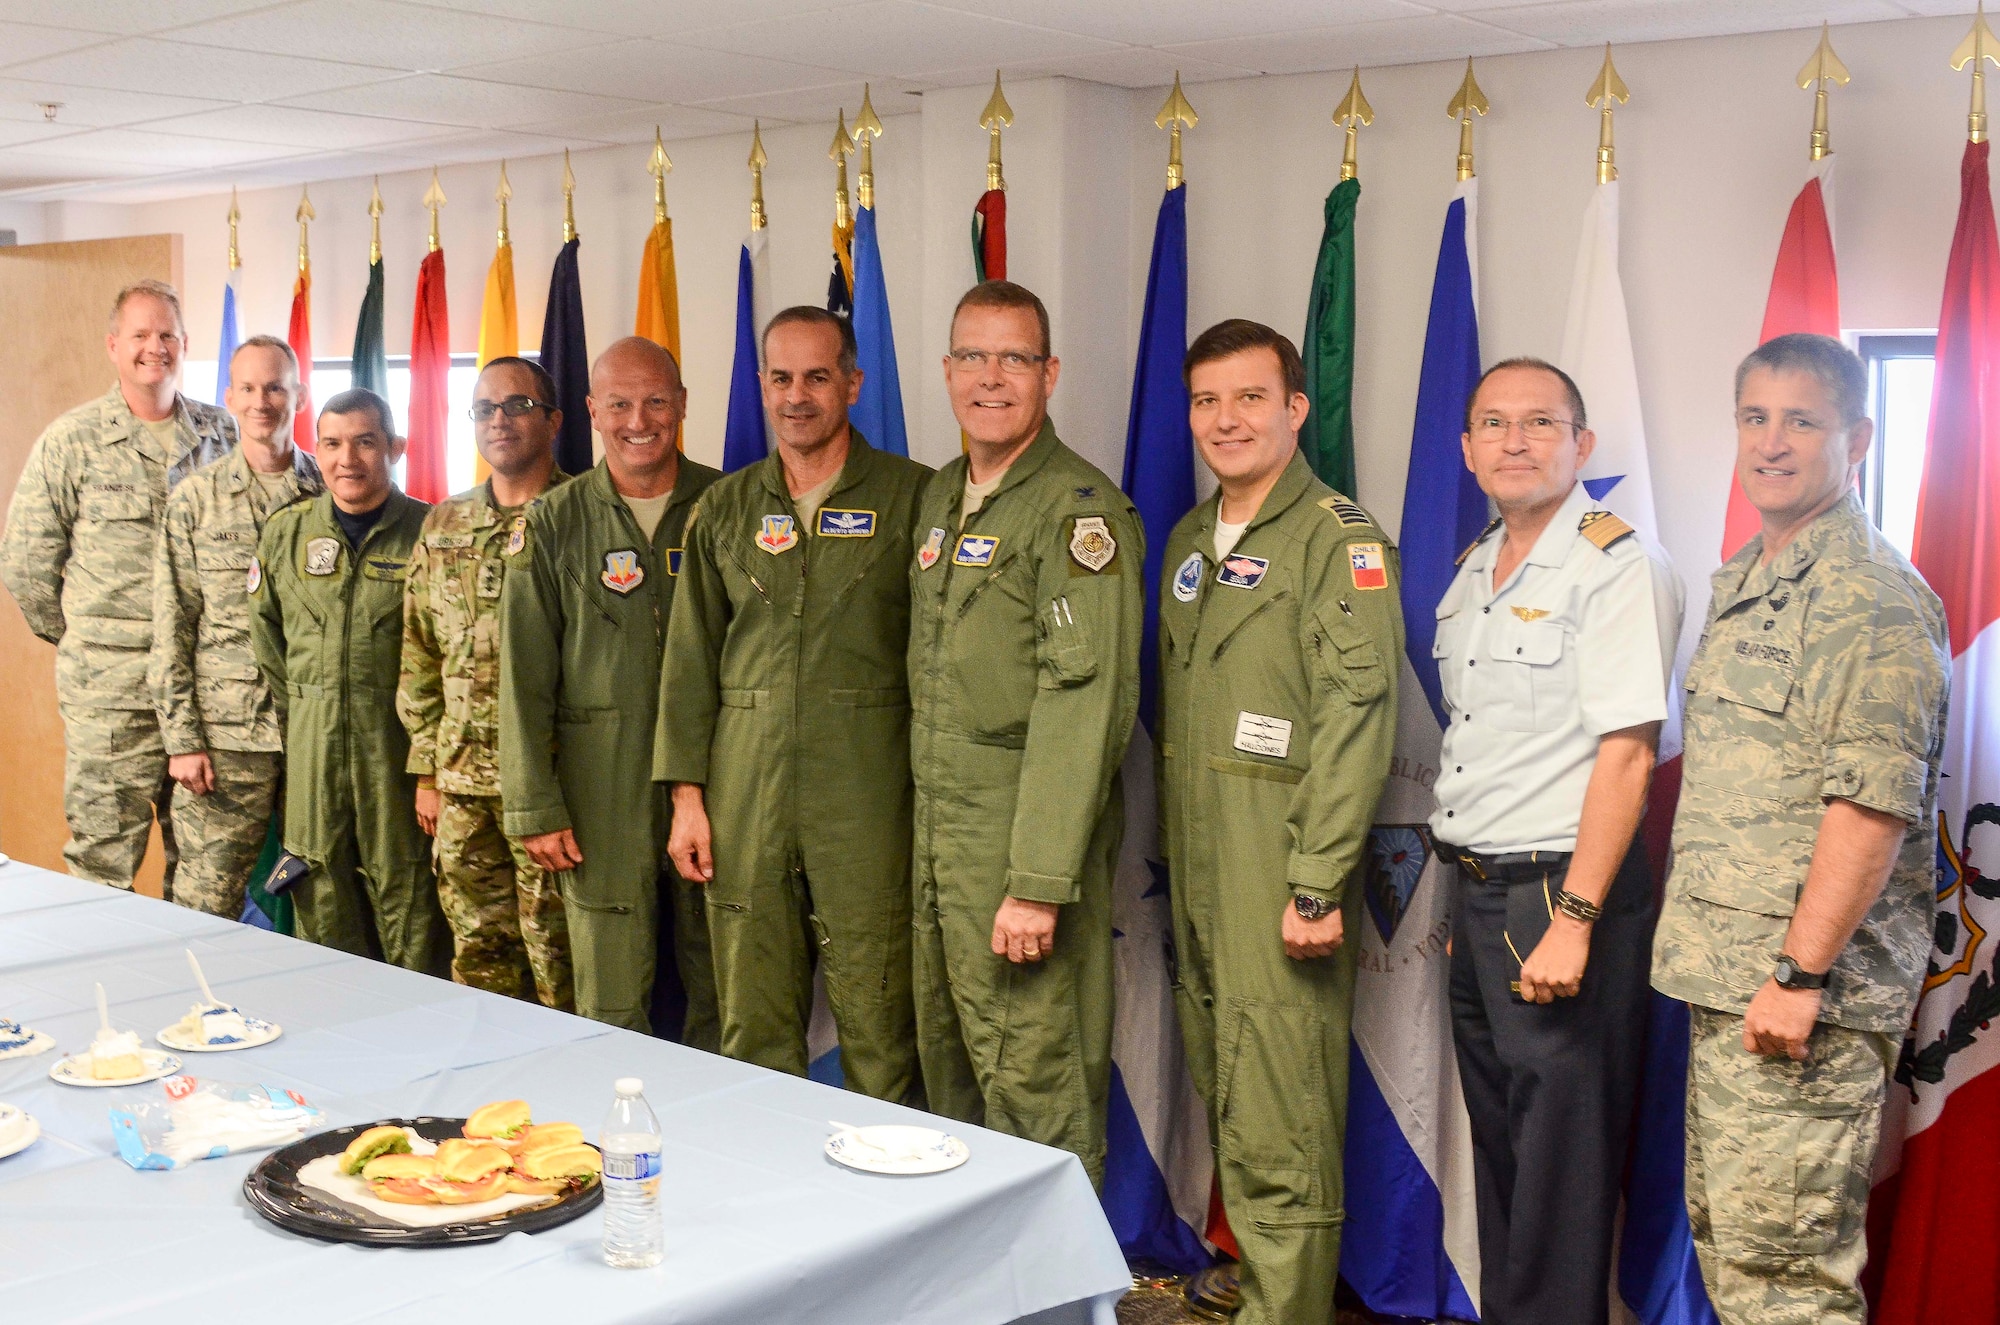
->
xmin=405 ymin=248 xmax=449 ymax=503
xmin=827 ymin=220 xmax=853 ymax=319
xmin=541 ymin=238 xmax=592 ymax=476
xmin=635 ymin=217 xmax=681 ymax=363
xmin=850 ymin=205 xmax=907 ymax=457
xmin=972 ymin=188 xmax=1006 ymax=281
xmin=351 ymin=257 xmax=387 ymax=399
xmin=474 ymin=236 xmax=517 ymax=482
xmin=287 ymin=261 xmax=314 ymax=452
xmin=1562 ymin=179 xmax=1661 ymax=540
xmin=214 ymin=269 xmax=240 ymax=404
xmin=1105 ymin=180 xmax=1211 ymax=1273
xmin=1867 ymin=135 xmax=2000 ymax=1324
xmin=722 ymin=228 xmax=771 ymax=473
xmin=1341 ymin=177 xmax=1485 ymax=1321
xmin=1299 ymin=176 xmax=1360 ymax=497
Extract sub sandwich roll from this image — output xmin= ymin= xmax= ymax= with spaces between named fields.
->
xmin=424 ymin=1142 xmax=515 ymax=1204
xmin=362 ymin=1151 xmax=441 ymax=1205
xmin=463 ymin=1099 xmax=531 ymax=1147
xmin=506 ymin=1142 xmax=603 ymax=1197
xmin=338 ymin=1125 xmax=412 ymax=1175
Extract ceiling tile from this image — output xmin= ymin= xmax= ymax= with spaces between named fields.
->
xmin=146 ymin=103 xmax=468 ymax=149
xmin=7 ymin=38 xmax=406 ymax=102
xmin=928 ymin=47 xmax=1263 ymax=90
xmin=0 ymin=80 xmax=232 ymax=127
xmin=1161 ymin=12 xmax=1554 ymax=77
xmin=7 ymin=126 xmax=295 ymax=168
xmin=165 ymin=0 xmax=619 ymax=73
xmin=403 ymin=126 xmax=609 ymax=163
xmin=688 ymin=79 xmax=928 ymax=128
xmin=507 ymin=102 xmax=760 ymax=145
xmin=406 ymin=0 xmax=869 ymax=40
xmin=1468 ymin=0 xmax=1908 ymax=46
xmin=914 ymin=0 xmax=1425 ymax=47
xmin=456 ymin=39 xmax=854 ymax=103
xmin=0 ymin=0 xmax=282 ymax=37
xmin=0 ymin=121 xmax=93 ymax=150
xmin=0 ymin=23 xmax=116 ymax=68
xmin=279 ymin=73 xmax=645 ymax=129
xmin=680 ymin=1 xmax=1121 ymax=78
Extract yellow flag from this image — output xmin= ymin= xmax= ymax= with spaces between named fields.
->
xmin=635 ymin=218 xmax=681 ymax=447
xmin=472 ymin=240 xmax=517 ymax=481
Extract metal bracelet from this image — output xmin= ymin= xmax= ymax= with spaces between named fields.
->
xmin=1555 ymin=888 xmax=1603 ymax=924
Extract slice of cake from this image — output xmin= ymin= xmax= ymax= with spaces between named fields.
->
xmin=0 ymin=1018 xmax=34 ymax=1053
xmin=170 ymin=1001 xmax=249 ymax=1045
xmin=88 ymin=1029 xmax=145 ymax=1080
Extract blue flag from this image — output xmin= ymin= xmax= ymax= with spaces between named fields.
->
xmin=849 ymin=205 xmax=907 ymax=456
xmin=214 ymin=272 xmax=240 ymax=404
xmin=541 ymin=238 xmax=592 ymax=476
xmin=722 ymin=234 xmax=769 ymax=473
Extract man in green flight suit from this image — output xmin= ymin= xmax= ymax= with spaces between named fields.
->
xmin=660 ymin=306 xmax=928 ymax=1097
xmin=250 ymin=389 xmax=448 ymax=972
xmin=908 ymin=280 xmax=1143 ymax=1184
xmin=1158 ymin=321 xmax=1403 ymax=1325
xmin=500 ymin=337 xmax=721 ymax=1037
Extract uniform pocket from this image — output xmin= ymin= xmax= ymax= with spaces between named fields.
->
xmin=1486 ymin=619 xmax=1565 ymax=732
xmin=1038 ymin=639 xmax=1097 ymax=689
xmin=1216 ymin=999 xmax=1327 ymax=1203
xmin=1313 ymin=608 xmax=1386 ymax=702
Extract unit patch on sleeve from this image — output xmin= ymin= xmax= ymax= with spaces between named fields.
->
xmin=303 ymin=537 xmax=342 ymax=577
xmin=756 ymin=514 xmax=799 ymax=554
xmin=1172 ymin=551 xmax=1204 ymax=603
xmin=817 ymin=508 xmax=877 ymax=538
xmin=245 ymin=556 xmax=262 ymax=595
xmin=1068 ymin=515 xmax=1117 ymax=572
xmin=917 ymin=526 xmax=946 ymax=571
xmin=601 ymin=549 xmax=645 ymax=594
xmin=953 ymin=534 xmax=1000 ymax=568
xmin=1216 ymin=554 xmax=1269 ymax=590
xmin=1348 ymin=541 xmax=1388 ymax=591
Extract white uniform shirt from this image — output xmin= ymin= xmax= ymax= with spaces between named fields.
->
xmin=1429 ymin=482 xmax=1684 ymax=853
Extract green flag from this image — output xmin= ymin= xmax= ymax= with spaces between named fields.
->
xmin=351 ymin=257 xmax=386 ymax=398
xmin=1300 ymin=177 xmax=1360 ymax=496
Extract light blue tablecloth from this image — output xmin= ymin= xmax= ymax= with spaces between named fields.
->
xmin=0 ymin=861 xmax=1127 ymax=1324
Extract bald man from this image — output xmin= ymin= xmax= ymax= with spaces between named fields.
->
xmin=498 ymin=337 xmax=722 ymax=1038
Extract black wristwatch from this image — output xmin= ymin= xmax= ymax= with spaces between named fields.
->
xmin=1292 ymin=892 xmax=1336 ymax=922
xmin=1773 ymin=954 xmax=1830 ymax=991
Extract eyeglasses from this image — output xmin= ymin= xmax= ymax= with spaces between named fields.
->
xmin=947 ymin=349 xmax=1049 ymax=375
xmin=1468 ymin=415 xmax=1580 ymax=444
xmin=468 ymin=395 xmax=553 ymax=422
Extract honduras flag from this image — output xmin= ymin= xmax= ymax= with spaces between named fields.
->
xmin=214 ymin=268 xmax=240 ymax=404
xmin=722 ymin=227 xmax=772 ymax=473
xmin=1340 ymin=178 xmax=1485 ymax=1320
xmin=849 ymin=205 xmax=908 ymax=456
xmin=1105 ymin=181 xmax=1211 ymax=1274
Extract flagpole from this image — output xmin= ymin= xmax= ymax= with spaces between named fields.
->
xmin=982 ymin=71 xmax=1011 ymax=193
xmin=1800 ymin=23 xmax=1850 ymax=161
xmin=1335 ymin=66 xmax=1373 ymax=182
xmin=827 ymin=109 xmax=855 ymax=314
xmin=1449 ymin=58 xmax=1489 ymax=182
xmin=973 ymin=73 xmax=1012 ymax=283
xmin=749 ymin=120 xmax=768 ymax=233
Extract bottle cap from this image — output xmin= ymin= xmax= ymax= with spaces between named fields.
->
xmin=614 ymin=1077 xmax=643 ymax=1096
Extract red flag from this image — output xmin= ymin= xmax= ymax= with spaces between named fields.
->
xmin=1721 ymin=171 xmax=1841 ymax=557
xmin=405 ymin=248 xmax=449 ymax=503
xmin=972 ymin=188 xmax=1006 ymax=282
xmin=1867 ymin=137 xmax=2000 ymax=1324
xmin=287 ymin=264 xmax=314 ymax=452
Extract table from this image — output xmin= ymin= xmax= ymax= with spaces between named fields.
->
xmin=0 ymin=860 xmax=1128 ymax=1324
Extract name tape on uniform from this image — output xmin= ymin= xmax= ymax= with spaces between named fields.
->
xmin=1216 ymin=554 xmax=1269 ymax=590
xmin=1233 ymin=711 xmax=1293 ymax=759
xmin=954 ymin=534 xmax=999 ymax=568
xmin=817 ymin=508 xmax=876 ymax=538
xmin=601 ymin=549 xmax=645 ymax=594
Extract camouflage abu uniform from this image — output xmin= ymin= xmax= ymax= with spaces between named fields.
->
xmin=399 ymin=475 xmax=573 ymax=1009
xmin=151 ymin=446 xmax=323 ymax=918
xmin=1 ymin=385 xmax=235 ymax=889
xmin=1654 ymin=493 xmax=1949 ymax=1325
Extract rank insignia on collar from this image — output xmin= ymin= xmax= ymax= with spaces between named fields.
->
xmin=504 ymin=514 xmax=527 ymax=557
xmin=304 ymin=537 xmax=341 ymax=577
xmin=756 ymin=513 xmax=798 ymax=554
xmin=1511 ymin=606 xmax=1550 ymax=622
xmin=917 ymin=526 xmax=946 ymax=570
xmin=1069 ymin=515 xmax=1116 ymax=572
xmin=954 ymin=533 xmax=999 ymax=567
xmin=1172 ymin=551 xmax=1204 ymax=602
xmin=1349 ymin=541 xmax=1388 ymax=591
xmin=245 ymin=557 xmax=262 ymax=595
xmin=1074 ymin=485 xmax=1098 ymax=499
xmin=1456 ymin=517 xmax=1503 ymax=567
xmin=1216 ymin=554 xmax=1269 ymax=590
xmin=818 ymin=508 xmax=876 ymax=538
xmin=601 ymin=549 xmax=645 ymax=594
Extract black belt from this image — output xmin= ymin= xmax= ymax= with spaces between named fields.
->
xmin=1436 ymin=842 xmax=1572 ymax=884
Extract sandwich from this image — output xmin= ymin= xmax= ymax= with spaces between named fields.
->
xmin=423 ymin=1142 xmax=514 ymax=1204
xmin=360 ymin=1152 xmax=439 ymax=1205
xmin=339 ymin=1125 xmax=412 ymax=1176
xmin=463 ymin=1099 xmax=531 ymax=1148
xmin=505 ymin=1141 xmax=603 ymax=1197
xmin=515 ymin=1122 xmax=583 ymax=1160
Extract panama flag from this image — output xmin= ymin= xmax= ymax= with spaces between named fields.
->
xmin=1866 ymin=135 xmax=2000 ymax=1323
xmin=214 ymin=267 xmax=240 ymax=405
xmin=722 ymin=226 xmax=773 ymax=474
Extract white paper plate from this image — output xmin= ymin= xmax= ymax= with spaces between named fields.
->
xmin=825 ymin=1125 xmax=969 ymax=1176
xmin=0 ymin=1104 xmax=39 ymax=1160
xmin=158 ymin=1017 xmax=282 ymax=1053
xmin=50 ymin=1048 xmax=181 ymax=1088
xmin=0 ymin=1031 xmax=55 ymax=1061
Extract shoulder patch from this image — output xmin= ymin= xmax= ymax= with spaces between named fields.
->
xmin=1578 ymin=509 xmax=1635 ymax=552
xmin=1317 ymin=494 xmax=1372 ymax=528
xmin=1455 ymin=516 xmax=1503 ymax=567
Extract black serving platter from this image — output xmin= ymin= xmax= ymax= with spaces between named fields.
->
xmin=243 ymin=1115 xmax=601 ymax=1247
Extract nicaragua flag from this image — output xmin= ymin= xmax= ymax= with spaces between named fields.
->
xmin=722 ymin=228 xmax=772 ymax=473
xmin=1105 ymin=180 xmax=1211 ymax=1273
xmin=1342 ymin=177 xmax=1484 ymax=1321
xmin=849 ymin=205 xmax=907 ymax=456
xmin=214 ymin=268 xmax=240 ymax=404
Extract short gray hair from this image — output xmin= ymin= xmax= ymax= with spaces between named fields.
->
xmin=1734 ymin=333 xmax=1866 ymax=427
xmin=231 ymin=334 xmax=298 ymax=380
xmin=109 ymin=279 xmax=185 ymax=335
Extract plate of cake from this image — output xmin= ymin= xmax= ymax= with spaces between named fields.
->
xmin=157 ymin=949 xmax=282 ymax=1052
xmin=51 ymin=982 xmax=181 ymax=1087
xmin=0 ymin=1016 xmax=54 ymax=1061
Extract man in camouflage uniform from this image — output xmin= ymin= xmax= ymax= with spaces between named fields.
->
xmin=399 ymin=356 xmax=571 ymax=1008
xmin=1 ymin=280 xmax=235 ymax=890
xmin=152 ymin=335 xmax=322 ymax=918
xmin=1655 ymin=334 xmax=1950 ymax=1325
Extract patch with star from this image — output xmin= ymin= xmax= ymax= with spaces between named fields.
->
xmin=1348 ymin=541 xmax=1388 ymax=591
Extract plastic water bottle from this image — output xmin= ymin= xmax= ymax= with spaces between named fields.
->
xmin=600 ymin=1077 xmax=664 ymax=1268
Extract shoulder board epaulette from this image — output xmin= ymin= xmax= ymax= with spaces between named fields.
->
xmin=1455 ymin=516 xmax=1503 ymax=566
xmin=1317 ymin=493 xmax=1372 ymax=528
xmin=1577 ymin=509 xmax=1635 ymax=552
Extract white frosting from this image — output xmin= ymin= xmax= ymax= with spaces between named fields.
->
xmin=190 ymin=1003 xmax=249 ymax=1043
xmin=91 ymin=1029 xmax=143 ymax=1060
xmin=0 ymin=1018 xmax=30 ymax=1050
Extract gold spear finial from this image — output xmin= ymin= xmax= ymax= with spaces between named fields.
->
xmin=561 ymin=149 xmax=577 ymax=242
xmin=1448 ymin=58 xmax=1490 ymax=181
xmin=423 ymin=168 xmax=446 ymax=252
xmin=852 ymin=84 xmax=883 ymax=210
xmin=830 ymin=108 xmax=855 ymax=230
xmin=295 ymin=185 xmax=315 ymax=272
xmin=1333 ymin=67 xmax=1374 ymax=182
xmin=368 ymin=177 xmax=383 ymax=264
xmin=1797 ymin=24 xmax=1851 ymax=161
xmin=1954 ymin=5 xmax=2000 ymax=143
xmin=648 ymin=127 xmax=672 ymax=225
xmin=1586 ymin=44 xmax=1630 ymax=184
xmin=226 ymin=186 xmax=241 ymax=271
xmin=981 ymin=71 xmax=1014 ymax=192
xmin=495 ymin=160 xmax=512 ymax=246
xmin=1156 ymin=72 xmax=1198 ymax=190
xmin=748 ymin=120 xmax=768 ymax=231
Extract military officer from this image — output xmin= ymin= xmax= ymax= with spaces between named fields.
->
xmin=1655 ymin=334 xmax=1949 ymax=1325
xmin=151 ymin=335 xmax=322 ymax=918
xmin=1432 ymin=358 xmax=1683 ymax=1325
xmin=500 ymin=337 xmax=721 ymax=1038
xmin=1 ymin=280 xmax=235 ymax=890
xmin=907 ymin=280 xmax=1143 ymax=1184
xmin=250 ymin=389 xmax=448 ymax=972
xmin=1158 ymin=320 xmax=1402 ymax=1325
xmin=660 ymin=306 xmax=928 ymax=1096
xmin=399 ymin=356 xmax=571 ymax=1008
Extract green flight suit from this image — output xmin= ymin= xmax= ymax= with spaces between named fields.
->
xmin=656 ymin=434 xmax=929 ymax=1098
xmin=499 ymin=458 xmax=721 ymax=1037
xmin=249 ymin=490 xmax=449 ymax=974
xmin=1157 ymin=453 xmax=1403 ymax=1325
xmin=907 ymin=420 xmax=1143 ymax=1185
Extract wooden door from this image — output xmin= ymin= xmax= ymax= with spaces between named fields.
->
xmin=0 ymin=234 xmax=183 ymax=896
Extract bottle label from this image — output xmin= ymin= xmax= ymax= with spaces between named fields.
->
xmin=604 ymin=1150 xmax=661 ymax=1182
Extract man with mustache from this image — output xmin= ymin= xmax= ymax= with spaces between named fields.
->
xmin=2 ymin=279 xmax=236 ymax=893
xmin=151 ymin=334 xmax=322 ymax=918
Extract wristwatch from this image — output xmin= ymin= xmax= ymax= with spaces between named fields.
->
xmin=1292 ymin=892 xmax=1336 ymax=922
xmin=1772 ymin=954 xmax=1830 ymax=991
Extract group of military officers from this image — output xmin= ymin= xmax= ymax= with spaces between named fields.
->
xmin=1 ymin=275 xmax=1949 ymax=1325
